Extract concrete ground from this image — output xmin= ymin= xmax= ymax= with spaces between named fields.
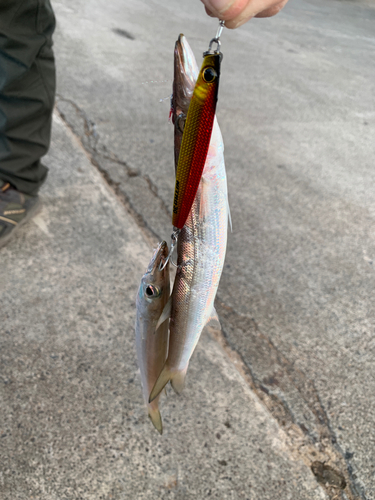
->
xmin=1 ymin=0 xmax=374 ymax=499
xmin=0 ymin=114 xmax=327 ymax=499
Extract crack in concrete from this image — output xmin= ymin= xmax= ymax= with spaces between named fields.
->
xmin=55 ymin=95 xmax=171 ymax=243
xmin=211 ymin=299 xmax=368 ymax=500
xmin=55 ymin=95 xmax=368 ymax=500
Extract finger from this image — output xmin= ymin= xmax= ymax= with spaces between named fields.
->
xmin=223 ymin=0 xmax=288 ymax=28
xmin=204 ymin=6 xmax=216 ymax=17
xmin=200 ymin=0 xmax=251 ymax=21
xmin=201 ymin=0 xmax=289 ymax=29
xmin=255 ymin=0 xmax=289 ymax=18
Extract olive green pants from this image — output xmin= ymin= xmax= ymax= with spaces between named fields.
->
xmin=0 ymin=0 xmax=56 ymax=196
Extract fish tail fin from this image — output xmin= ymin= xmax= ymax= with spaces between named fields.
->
xmin=170 ymin=367 xmax=187 ymax=394
xmin=149 ymin=365 xmax=188 ymax=403
xmin=149 ymin=364 xmax=172 ymax=403
xmin=148 ymin=405 xmax=163 ymax=435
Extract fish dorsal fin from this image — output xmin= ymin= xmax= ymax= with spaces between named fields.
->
xmin=199 ymin=176 xmax=210 ymax=220
xmin=206 ymin=306 xmax=221 ymax=331
xmin=227 ymin=197 xmax=232 ymax=232
xmin=155 ymin=295 xmax=172 ymax=331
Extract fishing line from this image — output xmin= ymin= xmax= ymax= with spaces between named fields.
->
xmin=159 ymin=95 xmax=172 ymax=103
xmin=141 ymin=79 xmax=172 ymax=85
xmin=140 ymin=80 xmax=173 ymax=104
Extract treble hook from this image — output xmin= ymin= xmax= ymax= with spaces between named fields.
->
xmin=204 ymin=20 xmax=225 ymax=55
xmin=159 ymin=228 xmax=181 ymax=271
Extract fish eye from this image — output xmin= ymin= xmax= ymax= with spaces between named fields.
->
xmin=203 ymin=67 xmax=217 ymax=83
xmin=145 ymin=284 xmax=160 ymax=298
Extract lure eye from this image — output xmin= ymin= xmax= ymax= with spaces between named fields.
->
xmin=203 ymin=67 xmax=217 ymax=83
xmin=145 ymin=284 xmax=160 ymax=298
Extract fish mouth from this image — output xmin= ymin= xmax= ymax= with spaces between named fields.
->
xmin=147 ymin=241 xmax=168 ymax=274
xmin=174 ymin=34 xmax=198 ymax=93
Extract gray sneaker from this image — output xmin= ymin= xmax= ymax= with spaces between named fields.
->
xmin=0 ymin=180 xmax=41 ymax=249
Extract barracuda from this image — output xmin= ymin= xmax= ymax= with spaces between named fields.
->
xmin=149 ymin=35 xmax=229 ymax=402
xmin=135 ymin=241 xmax=170 ymax=434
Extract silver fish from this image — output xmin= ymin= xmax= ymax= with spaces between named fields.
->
xmin=150 ymin=35 xmax=229 ymax=401
xmin=171 ymin=32 xmax=198 ymax=170
xmin=135 ymin=241 xmax=170 ymax=433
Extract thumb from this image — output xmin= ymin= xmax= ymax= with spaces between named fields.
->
xmin=200 ymin=0 xmax=250 ymax=19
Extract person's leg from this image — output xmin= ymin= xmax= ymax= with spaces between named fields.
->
xmin=0 ymin=0 xmax=56 ymax=247
xmin=0 ymin=0 xmax=56 ymax=196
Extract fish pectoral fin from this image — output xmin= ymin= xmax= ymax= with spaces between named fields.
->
xmin=206 ymin=306 xmax=221 ymax=331
xmin=170 ymin=367 xmax=187 ymax=395
xmin=148 ymin=406 xmax=163 ymax=435
xmin=155 ymin=296 xmax=172 ymax=332
xmin=149 ymin=364 xmax=172 ymax=403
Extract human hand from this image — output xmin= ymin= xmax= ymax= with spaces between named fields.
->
xmin=201 ymin=0 xmax=289 ymax=29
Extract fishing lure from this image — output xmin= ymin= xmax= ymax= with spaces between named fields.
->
xmin=171 ymin=21 xmax=225 ymax=230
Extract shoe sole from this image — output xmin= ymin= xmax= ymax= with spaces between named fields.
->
xmin=0 ymin=198 xmax=42 ymax=250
